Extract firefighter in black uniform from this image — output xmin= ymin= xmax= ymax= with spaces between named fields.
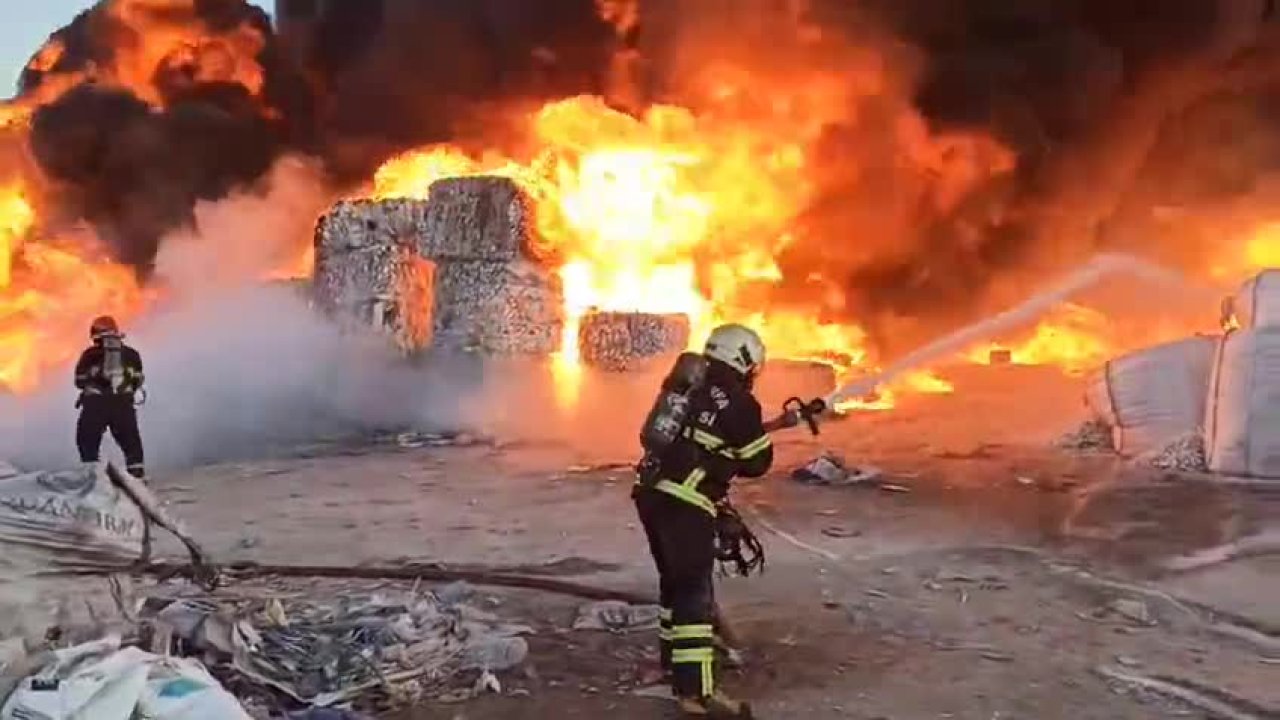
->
xmin=633 ymin=323 xmax=795 ymax=719
xmin=74 ymin=315 xmax=146 ymax=478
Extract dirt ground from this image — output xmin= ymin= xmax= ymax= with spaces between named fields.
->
xmin=144 ymin=365 xmax=1277 ymax=719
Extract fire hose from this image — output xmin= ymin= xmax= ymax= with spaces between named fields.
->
xmin=819 ymin=253 xmax=1217 ymax=409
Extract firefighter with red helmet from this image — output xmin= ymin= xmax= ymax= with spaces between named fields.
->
xmin=74 ymin=315 xmax=146 ymax=478
xmin=633 ymin=323 xmax=798 ymax=719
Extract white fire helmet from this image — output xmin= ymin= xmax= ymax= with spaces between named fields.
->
xmin=704 ymin=324 xmax=767 ymax=378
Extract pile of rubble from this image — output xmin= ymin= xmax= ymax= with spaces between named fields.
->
xmin=141 ymin=581 xmax=531 ymax=713
xmin=0 ymin=581 xmax=535 ymax=719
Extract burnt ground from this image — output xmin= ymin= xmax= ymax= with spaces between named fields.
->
xmin=141 ymin=365 xmax=1278 ymax=719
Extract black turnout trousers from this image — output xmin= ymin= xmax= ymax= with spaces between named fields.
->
xmin=634 ymin=485 xmax=717 ymax=700
xmin=76 ymin=395 xmax=144 ymax=477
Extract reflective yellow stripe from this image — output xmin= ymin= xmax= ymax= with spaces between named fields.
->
xmin=706 ymin=656 xmax=714 ymax=695
xmin=670 ymin=624 xmax=714 ymax=641
xmin=685 ymin=427 xmax=726 ymax=451
xmin=672 ymin=648 xmax=715 ymax=663
xmin=735 ymin=434 xmax=772 ymax=459
xmin=659 ymin=627 xmax=673 ymax=641
xmin=672 ymin=647 xmax=715 ymax=696
xmin=654 ymin=480 xmax=717 ymax=516
xmin=660 ymin=608 xmax=673 ymax=622
xmin=682 ymin=467 xmax=706 ymax=489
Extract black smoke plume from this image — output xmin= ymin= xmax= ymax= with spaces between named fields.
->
xmin=16 ymin=0 xmax=1280 ymax=356
xmin=21 ymin=0 xmax=314 ymax=275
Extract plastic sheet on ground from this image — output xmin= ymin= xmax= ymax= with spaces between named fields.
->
xmin=791 ymin=453 xmax=882 ymax=486
xmin=0 ymin=462 xmax=215 ymax=641
xmin=0 ymin=635 xmax=251 ymax=720
xmin=142 ymin=583 xmax=534 ymax=708
xmin=0 ymin=464 xmax=147 ymax=574
xmin=572 ymin=601 xmax=662 ymax=632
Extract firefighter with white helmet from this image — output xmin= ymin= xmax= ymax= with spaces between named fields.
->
xmin=632 ymin=323 xmax=799 ymax=718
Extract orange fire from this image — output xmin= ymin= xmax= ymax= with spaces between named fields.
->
xmin=370 ymin=94 xmax=877 ymax=376
xmin=0 ymin=182 xmax=143 ymax=393
xmin=13 ymin=0 xmax=269 ymax=117
xmin=967 ymin=304 xmax=1115 ymax=375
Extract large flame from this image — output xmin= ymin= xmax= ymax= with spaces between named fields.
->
xmin=0 ymin=182 xmax=143 ymax=392
xmin=370 ymin=95 xmax=883 ymax=381
xmin=12 ymin=0 xmax=269 ymax=120
xmin=967 ymin=304 xmax=1115 ymax=376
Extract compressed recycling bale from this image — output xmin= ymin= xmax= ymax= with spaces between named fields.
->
xmin=579 ymin=312 xmax=690 ymax=371
xmin=433 ymin=260 xmax=563 ymax=356
xmin=312 ymin=200 xmax=435 ymax=353
xmin=422 ymin=176 xmax=533 ymax=261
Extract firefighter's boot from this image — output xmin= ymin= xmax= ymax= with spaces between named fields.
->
xmin=677 ymin=692 xmax=754 ymax=719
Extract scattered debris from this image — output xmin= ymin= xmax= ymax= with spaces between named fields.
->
xmin=791 ymin=454 xmax=882 ymax=486
xmin=572 ymin=601 xmax=662 ymax=633
xmin=139 ymin=585 xmax=534 ymax=710
xmin=1108 ymin=598 xmax=1155 ymax=626
xmin=1142 ymin=433 xmax=1208 ymax=473
xmin=879 ymin=483 xmax=912 ymax=494
xmin=393 ymin=431 xmax=491 ymax=449
xmin=1055 ymin=420 xmax=1114 ymax=453
xmin=821 ymin=526 xmax=861 ymax=539
xmin=566 ymin=462 xmax=633 ymax=475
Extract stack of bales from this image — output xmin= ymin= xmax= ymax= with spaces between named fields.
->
xmin=1084 ymin=269 xmax=1280 ymax=478
xmin=312 ymin=177 xmax=563 ymax=357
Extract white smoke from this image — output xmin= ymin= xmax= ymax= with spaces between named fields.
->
xmin=153 ymin=154 xmax=331 ymax=292
xmin=0 ymin=155 xmax=481 ymax=470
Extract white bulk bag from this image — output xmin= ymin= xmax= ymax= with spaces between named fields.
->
xmin=1084 ymin=336 xmax=1216 ymax=455
xmin=1227 ymin=268 xmax=1280 ymax=329
xmin=1204 ymin=328 xmax=1280 ymax=478
xmin=1 ymin=637 xmax=252 ymax=720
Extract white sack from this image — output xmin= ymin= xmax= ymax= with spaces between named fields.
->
xmin=1204 ymin=327 xmax=1280 ymax=478
xmin=1084 ymin=336 xmax=1216 ymax=455
xmin=0 ymin=463 xmax=145 ymax=576
xmin=1 ymin=637 xmax=251 ymax=720
xmin=0 ymin=464 xmax=153 ymax=640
